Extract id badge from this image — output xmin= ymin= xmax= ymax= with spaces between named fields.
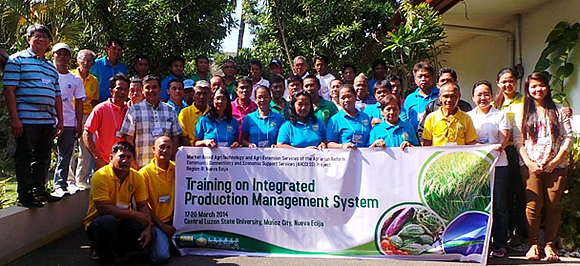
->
xmin=445 ymin=142 xmax=457 ymax=146
xmin=159 ymin=195 xmax=170 ymax=203
xmin=258 ymin=140 xmax=269 ymax=147
xmin=537 ymin=137 xmax=551 ymax=146
xmin=218 ymin=142 xmax=229 ymax=147
xmin=151 ymin=128 xmax=163 ymax=137
xmin=352 ymin=134 xmax=363 ymax=144
xmin=116 ymin=202 xmax=129 ymax=210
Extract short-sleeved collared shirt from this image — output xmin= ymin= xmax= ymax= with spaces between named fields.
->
xmin=242 ymin=111 xmax=285 ymax=147
xmin=3 ymin=49 xmax=60 ymax=125
xmin=270 ymin=99 xmax=286 ymax=115
xmin=167 ymin=99 xmax=188 ymax=117
xmin=326 ymin=110 xmax=371 ymax=147
xmin=160 ymin=74 xmax=185 ymax=101
xmin=195 ymin=115 xmax=239 ymax=146
xmin=368 ymin=120 xmax=419 ymax=147
xmin=85 ymin=99 xmax=128 ymax=162
xmin=363 ymin=102 xmax=409 ymax=122
xmin=250 ymin=78 xmax=270 ymax=101
xmin=178 ymin=104 xmax=209 ymax=145
xmin=225 ymin=80 xmax=237 ymax=100
xmin=317 ymin=73 xmax=335 ymax=101
xmin=90 ymin=56 xmax=127 ymax=102
xmin=313 ymin=98 xmax=338 ymax=127
xmin=277 ymin=118 xmax=326 ymax=148
xmin=58 ymin=71 xmax=86 ymax=127
xmin=119 ymin=100 xmax=183 ymax=167
xmin=191 ymin=74 xmax=210 ymax=83
xmin=422 ymin=108 xmax=478 ymax=146
xmin=84 ymin=165 xmax=147 ymax=229
xmin=139 ymin=159 xmax=175 ymax=223
xmin=71 ymin=68 xmax=99 ymax=115
xmin=231 ymin=99 xmax=257 ymax=141
xmin=495 ymin=93 xmax=524 ymax=145
xmin=468 ymin=107 xmax=510 ymax=166
xmin=404 ymin=87 xmax=440 ymax=130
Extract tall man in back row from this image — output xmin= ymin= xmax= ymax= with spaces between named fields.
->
xmin=3 ymin=24 xmax=63 ymax=207
xmin=403 ymin=62 xmax=439 ymax=131
xmin=91 ymin=39 xmax=127 ymax=102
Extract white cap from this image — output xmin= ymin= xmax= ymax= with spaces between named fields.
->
xmin=52 ymin=43 xmax=71 ymax=53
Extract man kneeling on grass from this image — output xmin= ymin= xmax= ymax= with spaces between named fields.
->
xmin=84 ymin=141 xmax=166 ymax=264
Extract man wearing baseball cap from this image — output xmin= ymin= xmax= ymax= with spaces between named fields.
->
xmin=182 ymin=79 xmax=195 ymax=106
xmin=269 ymin=59 xmax=283 ymax=75
xmin=3 ymin=24 xmax=64 ymax=207
xmin=51 ymin=42 xmax=86 ymax=198
xmin=178 ymin=80 xmax=210 ymax=145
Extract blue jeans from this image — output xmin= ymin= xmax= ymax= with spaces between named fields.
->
xmin=54 ymin=127 xmax=75 ymax=189
xmin=87 ymin=215 xmax=147 ymax=263
xmin=492 ymin=166 xmax=510 ymax=248
xmin=148 ymin=225 xmax=171 ymax=264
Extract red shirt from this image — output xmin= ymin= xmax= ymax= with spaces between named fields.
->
xmin=85 ymin=98 xmax=128 ymax=162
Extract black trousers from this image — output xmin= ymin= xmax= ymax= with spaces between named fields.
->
xmin=505 ymin=145 xmax=528 ymax=237
xmin=86 ymin=215 xmax=144 ymax=263
xmin=14 ymin=124 xmax=55 ymax=196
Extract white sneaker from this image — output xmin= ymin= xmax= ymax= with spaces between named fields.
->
xmin=51 ymin=188 xmax=70 ymax=198
xmin=67 ymin=184 xmax=80 ymax=195
xmin=77 ymin=181 xmax=91 ymax=191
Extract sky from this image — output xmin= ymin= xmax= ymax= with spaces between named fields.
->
xmin=221 ymin=0 xmax=255 ymax=53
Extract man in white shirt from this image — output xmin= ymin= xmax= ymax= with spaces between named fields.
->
xmin=313 ymin=55 xmax=334 ymax=101
xmin=249 ymin=59 xmax=269 ymax=101
xmin=52 ymin=43 xmax=86 ymax=197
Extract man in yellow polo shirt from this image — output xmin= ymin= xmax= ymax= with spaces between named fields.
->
xmin=139 ymin=136 xmax=175 ymax=263
xmin=422 ymin=82 xmax=478 ymax=146
xmin=178 ymin=80 xmax=210 ymax=145
xmin=84 ymin=141 xmax=153 ymax=264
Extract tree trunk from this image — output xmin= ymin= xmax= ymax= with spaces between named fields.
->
xmin=237 ymin=0 xmax=245 ymax=55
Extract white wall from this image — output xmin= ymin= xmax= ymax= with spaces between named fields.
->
xmin=441 ymin=0 xmax=580 ymax=113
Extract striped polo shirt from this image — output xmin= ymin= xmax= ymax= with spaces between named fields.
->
xmin=3 ymin=49 xmax=60 ymax=125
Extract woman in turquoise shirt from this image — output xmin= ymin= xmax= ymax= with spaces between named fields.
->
xmin=242 ymin=86 xmax=285 ymax=148
xmin=194 ymin=88 xmax=240 ymax=148
xmin=369 ymin=95 xmax=419 ymax=149
xmin=327 ymin=84 xmax=371 ymax=149
xmin=277 ymin=90 xmax=327 ymax=149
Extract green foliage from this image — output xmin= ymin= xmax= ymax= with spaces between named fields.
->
xmin=560 ymin=134 xmax=580 ymax=249
xmin=380 ymin=2 xmax=447 ymax=94
xmin=0 ymin=0 xmax=237 ymax=76
xmin=245 ymin=0 xmax=397 ymax=76
xmin=534 ymin=21 xmax=580 ymax=106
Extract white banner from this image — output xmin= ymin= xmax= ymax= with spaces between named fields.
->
xmin=173 ymin=145 xmax=499 ymax=264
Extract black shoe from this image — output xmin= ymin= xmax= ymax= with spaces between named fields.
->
xmin=91 ymin=248 xmax=100 ymax=261
xmin=17 ymin=194 xmax=44 ymax=208
xmin=34 ymin=191 xmax=62 ymax=202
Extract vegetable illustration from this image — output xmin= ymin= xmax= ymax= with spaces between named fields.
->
xmin=385 ymin=207 xmax=414 ymax=236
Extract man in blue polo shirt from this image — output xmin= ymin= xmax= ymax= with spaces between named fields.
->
xmin=403 ymin=61 xmax=439 ymax=131
xmin=160 ymin=56 xmax=185 ymax=101
xmin=3 ymin=24 xmax=63 ymax=207
xmin=91 ymin=39 xmax=128 ymax=102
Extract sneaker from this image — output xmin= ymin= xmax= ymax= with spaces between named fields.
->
xmin=77 ymin=181 xmax=91 ymax=191
xmin=67 ymin=184 xmax=80 ymax=195
xmin=35 ymin=190 xmax=62 ymax=202
xmin=491 ymin=247 xmax=507 ymax=258
xmin=49 ymin=188 xmax=70 ymax=198
xmin=17 ymin=194 xmax=44 ymax=208
xmin=90 ymin=248 xmax=100 ymax=261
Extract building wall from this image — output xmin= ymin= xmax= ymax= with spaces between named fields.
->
xmin=441 ymin=0 xmax=580 ymax=115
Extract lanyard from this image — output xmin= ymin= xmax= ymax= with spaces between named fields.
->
xmin=258 ymin=114 xmax=271 ymax=142
xmin=342 ymin=112 xmax=361 ymax=135
xmin=214 ymin=119 xmax=229 ymax=143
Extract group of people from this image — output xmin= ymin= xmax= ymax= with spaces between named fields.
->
xmin=3 ymin=24 xmax=574 ymax=264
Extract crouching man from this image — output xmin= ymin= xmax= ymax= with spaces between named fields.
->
xmin=139 ymin=136 xmax=176 ymax=263
xmin=84 ymin=141 xmax=156 ymax=264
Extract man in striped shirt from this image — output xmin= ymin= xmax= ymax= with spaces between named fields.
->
xmin=3 ymin=24 xmax=64 ymax=208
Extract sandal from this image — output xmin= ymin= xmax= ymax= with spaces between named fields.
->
xmin=544 ymin=245 xmax=561 ymax=262
xmin=526 ymin=244 xmax=541 ymax=260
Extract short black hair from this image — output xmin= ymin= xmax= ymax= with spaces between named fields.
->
xmin=342 ymin=64 xmax=357 ymax=75
xmin=236 ymin=77 xmax=252 ymax=87
xmin=371 ymin=59 xmax=386 ymax=70
xmin=437 ymin=68 xmax=458 ymax=82
xmin=249 ymin=59 xmax=262 ymax=69
xmin=412 ymin=61 xmax=434 ymax=76
xmin=312 ymin=55 xmax=329 ymax=65
xmin=303 ymin=75 xmax=320 ymax=86
xmin=106 ymin=39 xmax=123 ymax=48
xmin=169 ymin=56 xmax=185 ymax=66
xmin=129 ymin=76 xmax=142 ymax=84
xmin=387 ymin=74 xmax=402 ymax=83
xmin=287 ymin=74 xmax=303 ymax=84
xmin=269 ymin=74 xmax=284 ymax=85
xmin=142 ymin=75 xmax=161 ymax=86
xmin=111 ymin=141 xmax=136 ymax=156
xmin=26 ymin=24 xmax=53 ymax=41
xmin=109 ymin=73 xmax=129 ymax=89
xmin=195 ymin=55 xmax=209 ymax=63
xmin=288 ymin=90 xmax=317 ymax=125
xmin=374 ymin=79 xmax=392 ymax=92
xmin=168 ymin=79 xmax=184 ymax=88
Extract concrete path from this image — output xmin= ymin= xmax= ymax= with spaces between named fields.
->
xmin=8 ymin=227 xmax=580 ymax=265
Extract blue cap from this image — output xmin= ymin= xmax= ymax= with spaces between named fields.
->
xmin=183 ymin=79 xmax=194 ymax=89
